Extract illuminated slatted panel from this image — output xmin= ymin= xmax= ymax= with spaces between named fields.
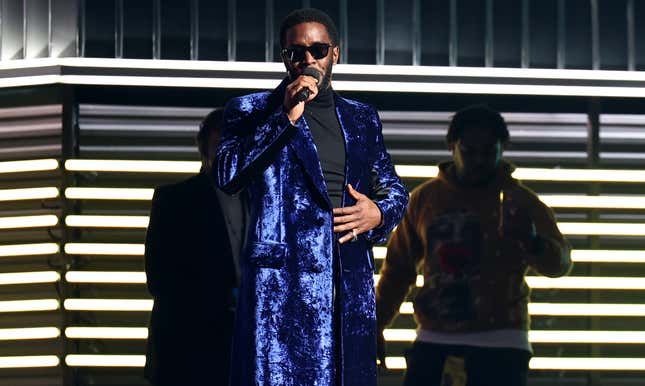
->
xmin=3 ymin=103 xmax=645 ymax=386
xmin=380 ymin=111 xmax=589 ymax=166
xmin=378 ymin=113 xmax=645 ymax=385
xmin=53 ymin=105 xmax=213 ymax=382
xmin=0 ymin=104 xmax=64 ymax=383
xmin=600 ymin=114 xmax=645 ymax=166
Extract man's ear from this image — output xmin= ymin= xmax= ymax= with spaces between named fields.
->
xmin=332 ymin=46 xmax=339 ymax=64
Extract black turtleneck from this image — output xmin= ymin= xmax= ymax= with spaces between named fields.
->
xmin=304 ymin=86 xmax=346 ymax=208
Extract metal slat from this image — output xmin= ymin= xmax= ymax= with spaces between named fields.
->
xmin=557 ymin=0 xmax=566 ymax=68
xmin=591 ymin=0 xmax=600 ymax=70
xmin=627 ymin=0 xmax=635 ymax=71
xmin=375 ymin=0 xmax=384 ymax=65
xmin=152 ymin=0 xmax=161 ymax=59
xmin=190 ymin=0 xmax=198 ymax=60
xmin=115 ymin=0 xmax=123 ymax=59
xmin=485 ymin=0 xmax=493 ymax=67
xmin=228 ymin=0 xmax=236 ymax=61
xmin=521 ymin=0 xmax=530 ymax=68
xmin=264 ymin=0 xmax=273 ymax=62
xmin=339 ymin=0 xmax=348 ymax=63
xmin=449 ymin=0 xmax=457 ymax=66
xmin=412 ymin=0 xmax=421 ymax=66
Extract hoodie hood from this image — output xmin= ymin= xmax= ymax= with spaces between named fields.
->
xmin=437 ymin=160 xmax=516 ymax=191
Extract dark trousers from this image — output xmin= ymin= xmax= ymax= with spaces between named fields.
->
xmin=403 ymin=341 xmax=531 ymax=386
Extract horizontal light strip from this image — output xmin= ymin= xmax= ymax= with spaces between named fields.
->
xmin=398 ymin=303 xmax=415 ymax=314
xmin=383 ymin=329 xmax=417 ymax=341
xmin=0 ymin=58 xmax=284 ymax=72
xmin=63 ymin=75 xmax=278 ymax=90
xmin=558 ymin=222 xmax=645 ymax=236
xmin=334 ymin=80 xmax=645 ymax=98
xmin=7 ymin=71 xmax=645 ymax=97
xmin=0 ymin=214 xmax=58 ymax=229
xmin=383 ymin=329 xmax=645 ymax=344
xmin=65 ymin=159 xmax=200 ymax=173
xmin=398 ymin=302 xmax=645 ymax=316
xmin=46 ymin=74 xmax=645 ymax=97
xmin=374 ymin=248 xmax=645 ymax=264
xmin=540 ymin=195 xmax=645 ymax=209
xmin=65 ymin=271 xmax=146 ymax=284
xmin=0 ymin=271 xmax=60 ymax=285
xmin=384 ymin=357 xmax=645 ymax=371
xmin=394 ymin=165 xmax=439 ymax=178
xmin=394 ymin=165 xmax=645 ymax=182
xmin=377 ymin=275 xmax=645 ymax=290
xmin=338 ymin=63 xmax=645 ymax=82
xmin=64 ymin=217 xmax=645 ymax=236
xmin=0 ymin=159 xmax=58 ymax=174
xmin=64 ymin=299 xmax=153 ymax=311
xmin=65 ymin=327 xmax=148 ymax=339
xmin=0 ymin=327 xmax=60 ymax=340
xmin=0 ymin=187 xmax=59 ymax=201
xmin=530 ymin=330 xmax=645 ymax=344
xmin=65 ymin=187 xmax=153 ymax=200
xmin=63 ymin=160 xmax=645 ymax=183
xmin=65 ymin=215 xmax=149 ymax=228
xmin=0 ymin=299 xmax=59 ymax=313
xmin=64 ymin=243 xmax=144 ymax=256
xmin=0 ymin=243 xmax=59 ymax=257
xmin=65 ymin=354 xmax=145 ymax=367
xmin=529 ymin=303 xmax=645 ymax=316
xmin=530 ymin=357 xmax=645 ymax=371
xmin=526 ymin=276 xmax=645 ymax=290
xmin=373 ymin=275 xmax=423 ymax=287
xmin=516 ymin=168 xmax=645 ymax=182
xmin=572 ymin=250 xmax=645 ymax=263
xmin=0 ymin=355 xmax=60 ymax=368
xmin=9 ymin=58 xmax=645 ymax=82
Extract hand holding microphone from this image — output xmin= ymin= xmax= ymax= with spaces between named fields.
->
xmin=284 ymin=67 xmax=321 ymax=123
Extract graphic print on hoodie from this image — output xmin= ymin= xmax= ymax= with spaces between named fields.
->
xmin=415 ymin=210 xmax=482 ymax=323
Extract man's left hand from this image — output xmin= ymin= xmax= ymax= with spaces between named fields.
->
xmin=333 ymin=184 xmax=382 ymax=244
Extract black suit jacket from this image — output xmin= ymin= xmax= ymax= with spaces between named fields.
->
xmin=144 ymin=172 xmax=238 ymax=385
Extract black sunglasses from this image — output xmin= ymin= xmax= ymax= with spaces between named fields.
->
xmin=281 ymin=43 xmax=334 ymax=62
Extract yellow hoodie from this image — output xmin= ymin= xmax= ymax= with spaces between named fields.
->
xmin=376 ymin=161 xmax=571 ymax=333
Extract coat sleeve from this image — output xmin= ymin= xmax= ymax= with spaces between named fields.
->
xmin=216 ymin=96 xmax=296 ymax=194
xmin=375 ymin=188 xmax=424 ymax=331
xmin=144 ymin=188 xmax=172 ymax=298
xmin=364 ymin=106 xmax=409 ymax=245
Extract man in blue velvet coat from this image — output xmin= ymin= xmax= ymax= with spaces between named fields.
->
xmin=217 ymin=8 xmax=408 ymax=386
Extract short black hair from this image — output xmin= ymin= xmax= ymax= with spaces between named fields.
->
xmin=196 ymin=108 xmax=224 ymax=161
xmin=446 ymin=104 xmax=510 ymax=144
xmin=279 ymin=8 xmax=339 ymax=48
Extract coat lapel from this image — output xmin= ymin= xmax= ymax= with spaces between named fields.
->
xmin=288 ymin=118 xmax=332 ymax=209
xmin=334 ymin=95 xmax=367 ymax=204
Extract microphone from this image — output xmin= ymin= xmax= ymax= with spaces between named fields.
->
xmin=294 ymin=67 xmax=322 ymax=102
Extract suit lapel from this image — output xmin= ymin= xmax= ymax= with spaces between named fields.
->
xmin=334 ymin=95 xmax=364 ymax=205
xmin=288 ymin=118 xmax=332 ymax=209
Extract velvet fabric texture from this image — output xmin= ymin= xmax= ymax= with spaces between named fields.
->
xmin=217 ymin=80 xmax=408 ymax=386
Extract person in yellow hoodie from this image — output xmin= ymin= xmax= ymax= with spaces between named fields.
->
xmin=376 ymin=105 xmax=572 ymax=386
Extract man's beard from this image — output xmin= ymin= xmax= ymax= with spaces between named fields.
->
xmin=317 ymin=63 xmax=333 ymax=91
xmin=289 ymin=63 xmax=333 ymax=91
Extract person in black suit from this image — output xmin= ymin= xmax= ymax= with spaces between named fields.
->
xmin=144 ymin=108 xmax=245 ymax=386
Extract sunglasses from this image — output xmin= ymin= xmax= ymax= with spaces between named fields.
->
xmin=281 ymin=43 xmax=334 ymax=62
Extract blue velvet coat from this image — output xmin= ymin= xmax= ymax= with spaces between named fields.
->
xmin=217 ymin=81 xmax=408 ymax=386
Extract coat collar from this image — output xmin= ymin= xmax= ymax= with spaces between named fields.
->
xmin=276 ymin=81 xmax=359 ymax=211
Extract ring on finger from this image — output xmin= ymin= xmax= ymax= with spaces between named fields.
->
xmin=351 ymin=229 xmax=358 ymax=242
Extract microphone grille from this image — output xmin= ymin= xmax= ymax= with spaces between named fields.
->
xmin=302 ymin=67 xmax=322 ymax=83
